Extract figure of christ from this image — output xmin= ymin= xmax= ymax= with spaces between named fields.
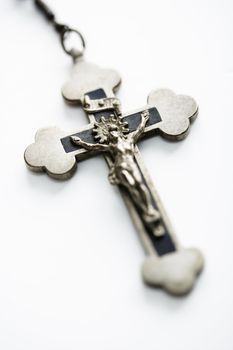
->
xmin=71 ymin=111 xmax=161 ymax=226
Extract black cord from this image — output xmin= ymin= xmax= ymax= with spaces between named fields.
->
xmin=33 ymin=0 xmax=86 ymax=58
xmin=34 ymin=0 xmax=68 ymax=34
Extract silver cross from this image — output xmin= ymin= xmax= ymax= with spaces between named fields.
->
xmin=25 ymin=59 xmax=204 ymax=295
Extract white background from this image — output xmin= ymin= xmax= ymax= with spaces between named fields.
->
xmin=0 ymin=0 xmax=233 ymax=349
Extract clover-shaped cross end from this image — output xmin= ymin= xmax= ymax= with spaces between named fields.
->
xmin=147 ymin=89 xmax=198 ymax=141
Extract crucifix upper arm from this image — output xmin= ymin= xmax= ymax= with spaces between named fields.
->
xmin=71 ymin=135 xmax=108 ymax=151
xmin=132 ymin=110 xmax=150 ymax=142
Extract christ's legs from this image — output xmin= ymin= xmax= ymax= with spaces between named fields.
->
xmin=135 ymin=182 xmax=160 ymax=223
xmin=111 ymin=161 xmax=160 ymax=225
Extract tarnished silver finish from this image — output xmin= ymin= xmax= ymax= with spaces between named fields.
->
xmin=24 ymin=126 xmax=77 ymax=179
xmin=147 ymin=89 xmax=198 ymax=140
xmin=25 ymin=60 xmax=204 ymax=295
xmin=62 ymin=59 xmax=121 ymax=103
xmin=142 ymin=248 xmax=204 ymax=295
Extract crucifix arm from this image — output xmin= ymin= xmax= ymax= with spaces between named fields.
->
xmin=132 ymin=110 xmax=150 ymax=142
xmin=71 ymin=136 xmax=109 ymax=151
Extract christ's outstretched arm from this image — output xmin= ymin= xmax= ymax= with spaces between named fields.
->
xmin=71 ymin=136 xmax=109 ymax=151
xmin=132 ymin=110 xmax=150 ymax=142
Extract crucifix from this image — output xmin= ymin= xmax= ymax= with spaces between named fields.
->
xmin=25 ymin=59 xmax=204 ymax=295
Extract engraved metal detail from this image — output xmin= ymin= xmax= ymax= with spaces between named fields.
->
xmin=71 ymin=110 xmax=162 ymax=235
xmin=83 ymin=96 xmax=121 ymax=115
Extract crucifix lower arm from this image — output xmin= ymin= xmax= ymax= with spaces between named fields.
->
xmin=24 ymin=60 xmax=204 ymax=295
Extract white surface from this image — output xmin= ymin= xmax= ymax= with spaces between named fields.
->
xmin=0 ymin=0 xmax=232 ymax=349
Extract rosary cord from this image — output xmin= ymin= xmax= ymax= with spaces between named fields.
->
xmin=34 ymin=0 xmax=68 ymax=34
xmin=34 ymin=0 xmax=86 ymax=59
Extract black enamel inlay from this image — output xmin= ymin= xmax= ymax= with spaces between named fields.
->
xmin=61 ymin=108 xmax=161 ymax=153
xmin=61 ymin=128 xmax=95 ymax=153
xmin=124 ymin=108 xmax=161 ymax=131
xmin=135 ymin=164 xmax=176 ymax=255
xmin=150 ymin=233 xmax=176 ymax=255
xmin=86 ymin=88 xmax=107 ymax=100
xmin=61 ymin=89 xmax=175 ymax=256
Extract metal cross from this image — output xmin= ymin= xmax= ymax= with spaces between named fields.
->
xmin=25 ymin=60 xmax=204 ymax=295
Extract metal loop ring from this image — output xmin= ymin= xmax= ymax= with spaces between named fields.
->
xmin=61 ymin=27 xmax=86 ymax=59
